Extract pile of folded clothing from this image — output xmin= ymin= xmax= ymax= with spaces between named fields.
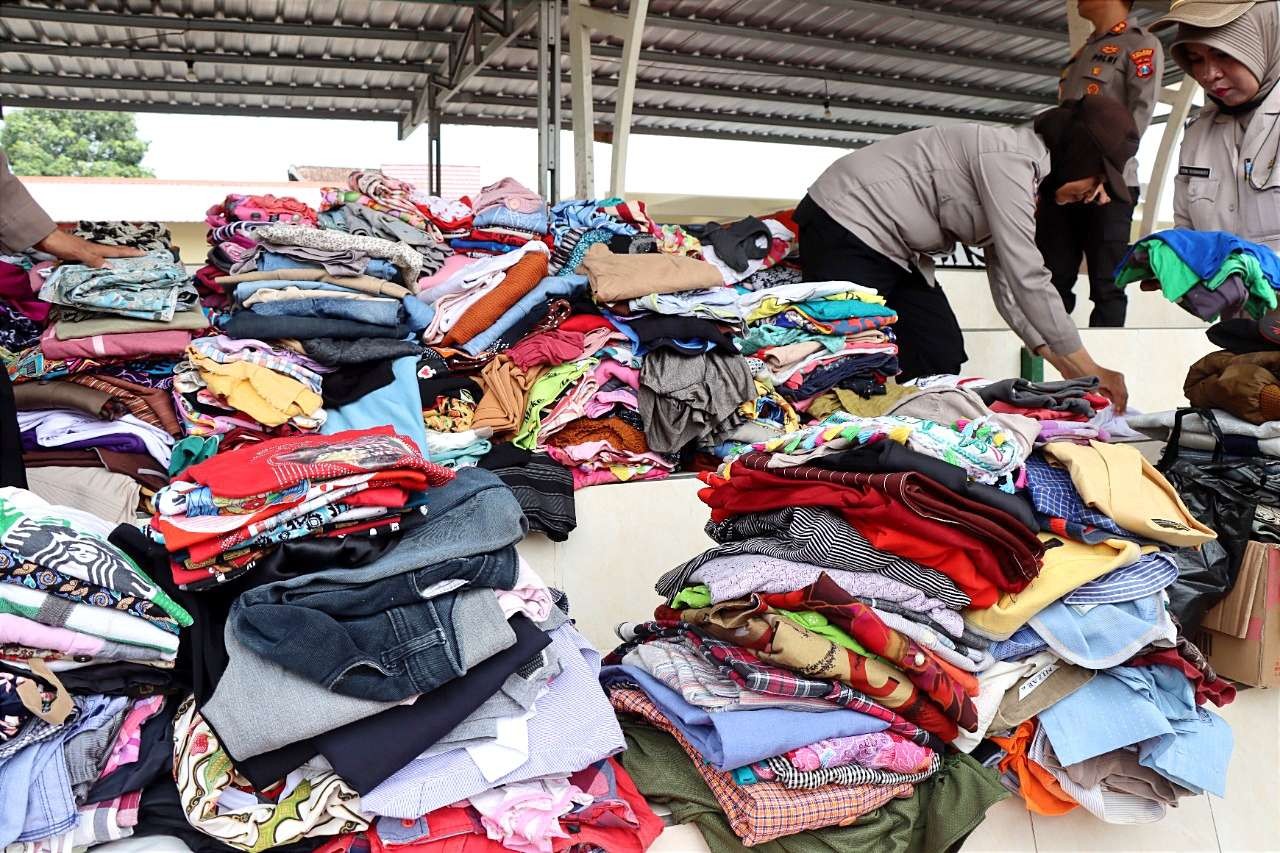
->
xmin=1117 ymin=228 xmax=1280 ymax=321
xmin=200 ymin=193 xmax=320 ymax=307
xmin=36 ymin=251 xmax=202 ymax=364
xmin=148 ymin=427 xmax=445 ymax=590
xmin=318 ymin=170 xmax=451 ymax=274
xmin=2 ymin=238 xmax=210 ymax=520
xmin=69 ymin=220 xmax=180 ymax=260
xmin=547 ymin=197 xmax=645 ymax=276
xmin=735 ymin=280 xmax=901 ymax=423
xmin=0 ymin=485 xmax=192 ymax=850
xmin=582 ymin=243 xmax=756 ymax=463
xmin=608 ymin=380 xmax=1236 ymax=846
xmin=134 ymin=423 xmax=656 ymax=853
xmin=970 ymin=376 xmax=1114 ymax=443
xmin=686 ymin=213 xmax=796 ymax=287
xmin=456 ymin=177 xmax=551 ymax=257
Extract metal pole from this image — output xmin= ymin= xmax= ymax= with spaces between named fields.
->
xmin=546 ymin=0 xmax=562 ymax=203
xmin=568 ymin=0 xmax=595 ymax=199
xmin=535 ymin=0 xmax=551 ymax=200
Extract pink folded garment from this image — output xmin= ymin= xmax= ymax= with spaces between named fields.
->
xmin=40 ymin=325 xmax=192 ymax=361
xmin=416 ymin=254 xmax=478 ymax=295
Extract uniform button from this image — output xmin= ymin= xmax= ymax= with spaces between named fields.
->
xmin=1229 ymin=205 xmax=1237 ymax=212
xmin=914 ymin=652 xmax=926 ymax=666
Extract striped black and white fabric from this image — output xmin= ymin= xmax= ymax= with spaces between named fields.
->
xmin=654 ymin=506 xmax=971 ymax=609
xmin=763 ymin=753 xmax=942 ymax=790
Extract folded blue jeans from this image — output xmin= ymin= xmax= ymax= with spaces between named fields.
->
xmin=234 ymin=547 xmax=519 ymax=702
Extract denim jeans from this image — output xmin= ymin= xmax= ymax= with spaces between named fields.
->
xmin=249 ymin=296 xmax=404 ymax=327
xmin=234 ymin=547 xmax=519 ymax=702
xmin=0 ymin=695 xmax=127 ymax=846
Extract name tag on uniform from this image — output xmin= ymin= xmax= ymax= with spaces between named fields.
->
xmin=1179 ymin=166 xmax=1212 ymax=178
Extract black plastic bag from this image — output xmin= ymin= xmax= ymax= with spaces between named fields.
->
xmin=1156 ymin=408 xmax=1280 ymax=631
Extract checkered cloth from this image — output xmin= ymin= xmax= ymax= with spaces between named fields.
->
xmin=763 ymin=753 xmax=941 ymax=790
xmin=609 ymin=687 xmax=911 ymax=846
xmin=1024 ymin=456 xmax=1133 ymax=540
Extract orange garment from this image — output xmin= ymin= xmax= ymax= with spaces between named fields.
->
xmin=545 ymin=415 xmax=649 ymax=455
xmin=925 ymin=650 xmax=980 ymax=698
xmin=472 ymin=355 xmax=542 ymax=435
xmin=990 ymin=720 xmax=1079 ymax=816
xmin=442 ymin=252 xmax=549 ymax=346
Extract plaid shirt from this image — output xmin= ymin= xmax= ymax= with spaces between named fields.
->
xmin=611 ymin=687 xmax=911 ymax=846
xmin=612 ymin=621 xmax=944 ymax=752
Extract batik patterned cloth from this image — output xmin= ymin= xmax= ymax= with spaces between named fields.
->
xmin=39 ymin=252 xmax=196 ymax=322
xmin=0 ymin=549 xmax=180 ymax=634
xmin=612 ymin=621 xmax=943 ymax=751
xmin=173 ymin=697 xmax=369 ymax=852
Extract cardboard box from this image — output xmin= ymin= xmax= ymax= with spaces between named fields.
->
xmin=1196 ymin=540 xmax=1280 ymax=688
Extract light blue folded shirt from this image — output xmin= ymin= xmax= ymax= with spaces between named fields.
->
xmin=322 ymin=354 xmax=428 ymax=456
xmin=599 ymin=663 xmax=888 ymax=772
xmin=1028 ymin=592 xmax=1172 ymax=670
xmin=1038 ymin=665 xmax=1232 ymax=798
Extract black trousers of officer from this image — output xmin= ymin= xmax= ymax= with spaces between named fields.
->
xmin=1035 ymin=188 xmax=1139 ymax=328
xmin=795 ymin=195 xmax=967 ymax=381
xmin=0 ymin=370 xmax=26 ymax=489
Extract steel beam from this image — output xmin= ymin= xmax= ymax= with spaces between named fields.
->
xmin=1 ymin=72 xmax=413 ymax=102
xmin=568 ymin=0 xmax=595 ymax=197
xmin=514 ymin=39 xmax=1056 ymax=105
xmin=0 ymin=4 xmax=456 ymax=44
xmin=0 ymin=41 xmax=437 ymax=77
xmin=442 ymin=112 xmax=874 ymax=149
xmin=647 ymin=13 xmax=1061 ymax=78
xmin=475 ymin=68 xmax=1030 ymax=124
xmin=809 ymin=1 xmax=1067 ymax=41
xmin=453 ymin=92 xmax=910 ymax=136
xmin=0 ymin=93 xmax=398 ymax=122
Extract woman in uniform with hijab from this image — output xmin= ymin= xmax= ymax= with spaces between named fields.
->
xmin=1156 ymin=0 xmax=1280 ymax=252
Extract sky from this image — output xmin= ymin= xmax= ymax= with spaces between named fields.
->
xmin=127 ymin=95 xmax=1196 ymax=220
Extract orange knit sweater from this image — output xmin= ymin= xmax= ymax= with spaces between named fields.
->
xmin=442 ymin=252 xmax=549 ymax=346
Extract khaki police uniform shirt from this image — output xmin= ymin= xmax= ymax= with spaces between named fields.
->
xmin=1058 ymin=18 xmax=1163 ymax=188
xmin=1174 ymin=82 xmax=1280 ymax=253
xmin=808 ymin=123 xmax=1083 ymax=356
xmin=0 ymin=150 xmax=56 ymax=254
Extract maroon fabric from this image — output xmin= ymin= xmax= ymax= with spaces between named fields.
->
xmin=1127 ymin=649 xmax=1237 ymax=707
xmin=701 ymin=454 xmax=1044 ymax=608
xmin=0 ymin=260 xmax=49 ymax=323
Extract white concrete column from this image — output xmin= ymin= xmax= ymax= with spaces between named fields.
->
xmin=608 ymin=0 xmax=649 ymax=198
xmin=567 ymin=0 xmax=595 ymax=199
xmin=1142 ymin=78 xmax=1199 ymax=235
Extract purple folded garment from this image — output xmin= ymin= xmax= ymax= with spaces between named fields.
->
xmin=22 ymin=429 xmax=148 ymax=455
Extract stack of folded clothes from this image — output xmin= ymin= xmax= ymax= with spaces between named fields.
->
xmin=455 ymin=177 xmax=550 ymax=257
xmin=1117 ymin=229 xmax=1280 ymax=321
xmin=148 ymin=427 xmax=446 ymax=590
xmin=735 ymin=280 xmax=901 ymax=422
xmin=610 ymin=380 xmax=1234 ymax=846
xmin=200 ymin=193 xmax=320 ymax=307
xmin=0 ymin=486 xmax=191 ymax=850
xmin=581 ymin=243 xmax=756 ymax=461
xmin=137 ymin=426 xmax=652 ymax=853
xmin=970 ymin=376 xmax=1114 ymax=443
xmin=318 ymin=170 xmax=450 ymax=276
xmin=547 ymin=197 xmax=646 ymax=276
xmin=36 ymin=252 xmax=202 ymax=363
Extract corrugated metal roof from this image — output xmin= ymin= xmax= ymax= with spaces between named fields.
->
xmin=0 ymin=0 xmax=1181 ymax=148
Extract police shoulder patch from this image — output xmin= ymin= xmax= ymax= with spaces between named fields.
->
xmin=1131 ymin=47 xmax=1155 ymax=78
xmin=1110 ymin=20 xmax=1129 ymax=34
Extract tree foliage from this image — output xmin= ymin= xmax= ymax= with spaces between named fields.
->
xmin=1 ymin=109 xmax=154 ymax=177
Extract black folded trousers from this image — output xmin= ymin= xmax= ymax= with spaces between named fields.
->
xmin=795 ymin=195 xmax=967 ymax=380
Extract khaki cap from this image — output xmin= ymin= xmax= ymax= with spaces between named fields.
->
xmin=1151 ymin=0 xmax=1255 ymax=31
